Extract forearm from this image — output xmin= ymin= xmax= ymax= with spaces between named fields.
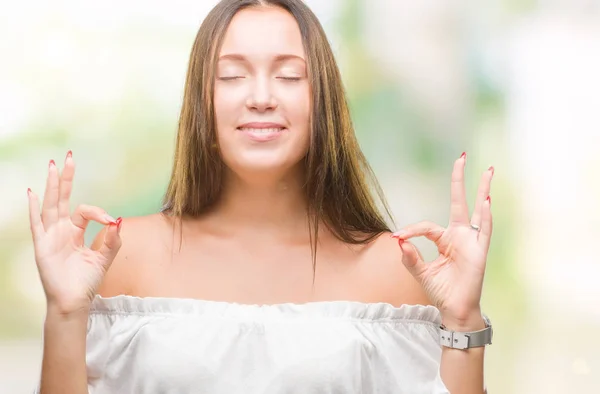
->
xmin=440 ymin=313 xmax=486 ymax=394
xmin=40 ymin=306 xmax=89 ymax=394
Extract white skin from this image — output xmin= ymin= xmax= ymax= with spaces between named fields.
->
xmin=211 ymin=6 xmax=312 ymax=236
xmin=26 ymin=4 xmax=494 ymax=325
xmin=213 ymin=7 xmax=496 ymax=326
xmin=28 ymin=6 xmax=491 ymax=392
xmin=27 ymin=6 xmax=316 ymax=315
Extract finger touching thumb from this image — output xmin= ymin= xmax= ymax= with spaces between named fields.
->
xmin=97 ymin=218 xmax=123 ymax=269
xmin=398 ymin=239 xmax=427 ymax=280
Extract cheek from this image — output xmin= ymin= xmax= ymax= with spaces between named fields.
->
xmin=280 ymin=84 xmax=311 ymax=133
xmin=284 ymin=84 xmax=310 ymax=115
xmin=297 ymin=88 xmax=312 ymax=149
xmin=214 ymin=87 xmax=238 ymax=126
xmin=214 ymin=86 xmax=245 ymax=148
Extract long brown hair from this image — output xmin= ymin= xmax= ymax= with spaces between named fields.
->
xmin=162 ymin=0 xmax=393 ymax=273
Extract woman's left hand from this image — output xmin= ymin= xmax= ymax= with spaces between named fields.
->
xmin=392 ymin=153 xmax=494 ymax=327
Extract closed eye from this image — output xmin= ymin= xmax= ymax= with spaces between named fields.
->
xmin=218 ymin=76 xmax=245 ymax=81
xmin=277 ymin=76 xmax=302 ymax=81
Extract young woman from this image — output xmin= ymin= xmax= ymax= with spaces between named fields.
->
xmin=29 ymin=0 xmax=494 ymax=393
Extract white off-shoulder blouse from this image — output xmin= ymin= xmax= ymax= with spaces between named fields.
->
xmin=37 ymin=295 xmax=450 ymax=393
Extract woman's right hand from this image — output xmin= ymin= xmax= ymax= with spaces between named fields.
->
xmin=27 ymin=151 xmax=123 ymax=316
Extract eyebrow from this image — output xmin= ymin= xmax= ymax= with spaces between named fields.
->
xmin=218 ymin=53 xmax=306 ymax=63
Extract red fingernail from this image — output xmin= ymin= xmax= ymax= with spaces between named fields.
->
xmin=460 ymin=152 xmax=466 ymax=159
xmin=66 ymin=150 xmax=72 ymax=159
xmin=116 ymin=217 xmax=123 ymax=229
xmin=49 ymin=159 xmax=55 ymax=168
xmin=27 ymin=188 xmax=31 ymax=195
xmin=486 ymin=196 xmax=491 ymax=204
xmin=488 ymin=166 xmax=494 ymax=175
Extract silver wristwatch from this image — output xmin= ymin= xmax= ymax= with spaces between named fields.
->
xmin=439 ymin=314 xmax=493 ymax=350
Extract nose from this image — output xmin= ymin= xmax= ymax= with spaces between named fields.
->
xmin=246 ymin=75 xmax=277 ymax=112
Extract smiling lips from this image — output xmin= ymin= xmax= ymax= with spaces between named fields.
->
xmin=237 ymin=122 xmax=287 ymax=142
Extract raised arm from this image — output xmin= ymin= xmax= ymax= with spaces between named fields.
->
xmin=393 ymin=152 xmax=494 ymax=393
xmin=27 ymin=151 xmax=123 ymax=394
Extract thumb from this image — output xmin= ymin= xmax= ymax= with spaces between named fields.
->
xmin=97 ymin=218 xmax=123 ymax=270
xmin=398 ymin=239 xmax=428 ymax=281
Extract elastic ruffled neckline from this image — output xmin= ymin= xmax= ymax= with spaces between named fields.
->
xmin=90 ymin=295 xmax=441 ymax=325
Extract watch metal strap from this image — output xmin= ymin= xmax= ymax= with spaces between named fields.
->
xmin=439 ymin=315 xmax=493 ymax=350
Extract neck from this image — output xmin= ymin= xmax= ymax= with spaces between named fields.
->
xmin=210 ymin=167 xmax=310 ymax=238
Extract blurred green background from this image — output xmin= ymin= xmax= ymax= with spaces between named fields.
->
xmin=1 ymin=0 xmax=599 ymax=392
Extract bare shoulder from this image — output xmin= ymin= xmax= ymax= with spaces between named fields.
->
xmin=93 ymin=213 xmax=174 ymax=297
xmin=359 ymin=232 xmax=433 ymax=307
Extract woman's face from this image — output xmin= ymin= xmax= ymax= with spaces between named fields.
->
xmin=214 ymin=6 xmax=311 ymax=178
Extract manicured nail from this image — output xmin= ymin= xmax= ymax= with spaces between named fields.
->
xmin=486 ymin=196 xmax=491 ymax=205
xmin=488 ymin=166 xmax=494 ymax=176
xmin=391 ymin=231 xmax=406 ymax=239
xmin=66 ymin=150 xmax=72 ymax=159
xmin=116 ymin=217 xmax=123 ymax=230
xmin=49 ymin=159 xmax=55 ymax=168
xmin=460 ymin=152 xmax=466 ymax=159
xmin=27 ymin=188 xmax=31 ymax=195
xmin=104 ymin=214 xmax=117 ymax=224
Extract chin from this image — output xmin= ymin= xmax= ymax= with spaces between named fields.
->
xmin=233 ymin=159 xmax=292 ymax=173
xmin=225 ymin=154 xmax=303 ymax=178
